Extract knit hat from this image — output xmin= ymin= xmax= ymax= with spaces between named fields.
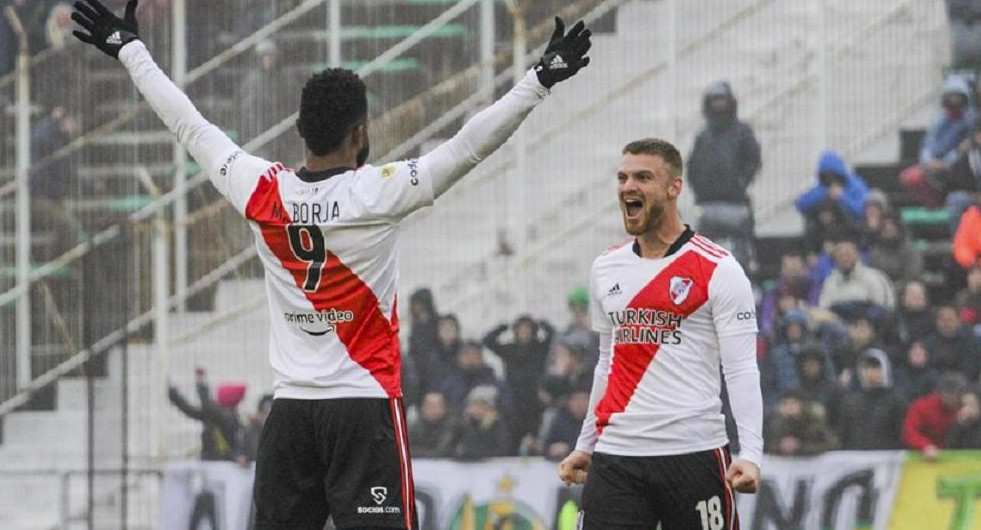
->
xmin=216 ymin=383 xmax=247 ymax=409
xmin=865 ymin=188 xmax=890 ymax=212
xmin=466 ymin=385 xmax=498 ymax=406
xmin=567 ymin=286 xmax=589 ymax=310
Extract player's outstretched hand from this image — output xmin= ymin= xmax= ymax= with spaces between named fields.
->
xmin=558 ymin=450 xmax=592 ymax=485
xmin=72 ymin=0 xmax=140 ymax=59
xmin=725 ymin=459 xmax=761 ymax=494
xmin=534 ymin=17 xmax=592 ymax=89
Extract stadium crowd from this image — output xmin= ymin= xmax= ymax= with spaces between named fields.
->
xmin=9 ymin=0 xmax=981 ymax=464
xmin=167 ymin=68 xmax=981 ymax=466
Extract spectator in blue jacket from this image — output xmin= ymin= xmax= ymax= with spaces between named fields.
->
xmin=901 ymin=75 xmax=978 ymax=207
xmin=796 ymin=151 xmax=868 ymax=251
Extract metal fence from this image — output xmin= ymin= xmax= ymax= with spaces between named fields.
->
xmin=0 ymin=0 xmax=954 ymax=529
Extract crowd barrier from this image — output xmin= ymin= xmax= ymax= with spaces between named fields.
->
xmin=160 ymin=451 xmax=981 ymax=530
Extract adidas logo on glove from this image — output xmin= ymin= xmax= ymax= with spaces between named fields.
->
xmin=106 ymin=31 xmax=123 ymax=45
xmin=549 ymin=54 xmax=568 ymax=70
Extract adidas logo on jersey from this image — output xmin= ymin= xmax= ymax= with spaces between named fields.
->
xmin=606 ymin=283 xmax=622 ymax=297
xmin=106 ymin=31 xmax=123 ymax=45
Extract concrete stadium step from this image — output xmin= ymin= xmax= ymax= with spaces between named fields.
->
xmin=2 ymin=411 xmax=123 ymax=447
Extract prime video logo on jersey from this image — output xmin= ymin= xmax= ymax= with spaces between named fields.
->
xmin=283 ymin=308 xmax=355 ymax=336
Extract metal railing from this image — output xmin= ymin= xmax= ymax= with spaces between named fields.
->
xmin=421 ymin=0 xmax=947 ymax=317
xmin=0 ymin=0 xmax=509 ymax=417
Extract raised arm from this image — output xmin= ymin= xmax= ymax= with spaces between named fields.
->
xmin=72 ymin=0 xmax=271 ymax=213
xmin=421 ymin=18 xmax=592 ymax=198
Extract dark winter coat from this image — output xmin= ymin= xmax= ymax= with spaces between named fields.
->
xmin=687 ymin=82 xmax=762 ymax=206
xmin=923 ymin=327 xmax=981 ymax=380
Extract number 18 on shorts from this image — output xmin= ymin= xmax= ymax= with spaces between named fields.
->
xmin=579 ymin=448 xmax=739 ymax=530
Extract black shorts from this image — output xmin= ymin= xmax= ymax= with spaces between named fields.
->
xmin=580 ymin=447 xmax=740 ymax=530
xmin=253 ymin=397 xmax=418 ymax=530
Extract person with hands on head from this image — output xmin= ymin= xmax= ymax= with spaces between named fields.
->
xmin=559 ymin=138 xmax=763 ymax=530
xmin=72 ymin=2 xmax=591 ymax=529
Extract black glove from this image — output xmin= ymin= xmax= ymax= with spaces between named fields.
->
xmin=534 ymin=17 xmax=592 ymax=89
xmin=72 ymin=0 xmax=140 ymax=59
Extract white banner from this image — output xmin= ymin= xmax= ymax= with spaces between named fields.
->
xmin=160 ymin=453 xmax=908 ymax=530
xmin=160 ymin=461 xmax=255 ymax=530
xmin=736 ymin=451 xmax=906 ymax=530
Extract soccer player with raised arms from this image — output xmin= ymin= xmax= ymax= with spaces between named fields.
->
xmin=558 ymin=139 xmax=763 ymax=530
xmin=70 ymin=1 xmax=591 ymax=529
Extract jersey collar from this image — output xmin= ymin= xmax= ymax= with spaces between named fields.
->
xmin=296 ymin=166 xmax=354 ymax=183
xmin=632 ymin=225 xmax=695 ymax=259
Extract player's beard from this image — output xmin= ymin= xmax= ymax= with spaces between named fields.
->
xmin=356 ymin=141 xmax=370 ymax=168
xmin=622 ymin=201 xmax=665 ymax=236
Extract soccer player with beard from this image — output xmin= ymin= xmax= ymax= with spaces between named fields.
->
xmin=71 ymin=1 xmax=591 ymax=529
xmin=558 ymin=139 xmax=763 ymax=530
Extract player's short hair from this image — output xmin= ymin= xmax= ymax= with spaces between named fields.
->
xmin=622 ymin=138 xmax=683 ymax=177
xmin=297 ymin=68 xmax=368 ymax=156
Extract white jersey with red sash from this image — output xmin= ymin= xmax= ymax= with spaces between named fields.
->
xmin=577 ymin=233 xmax=761 ymax=459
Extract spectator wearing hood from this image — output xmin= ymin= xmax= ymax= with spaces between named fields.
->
xmin=901 ymin=75 xmax=978 ymax=207
xmin=419 ymin=313 xmax=463 ymax=391
xmin=859 ymin=189 xmax=890 ymax=248
xmin=955 ymin=265 xmax=981 ymax=324
xmin=764 ymin=390 xmax=839 ymax=456
xmin=167 ymin=369 xmax=247 ymax=464
xmin=454 ymin=385 xmax=511 ymax=460
xmin=687 ymin=81 xmax=762 ymax=208
xmin=796 ymin=151 xmax=868 ymax=252
xmin=948 ymin=388 xmax=981 ymax=449
xmin=796 ymin=347 xmax=839 ymax=414
xmin=938 ymin=123 xmax=981 ymax=234
xmin=687 ymin=82 xmax=762 ymax=268
xmin=761 ymin=311 xmax=833 ymax=407
xmin=894 ymin=341 xmax=940 ymax=403
xmin=867 ymin=213 xmax=923 ymax=286
xmin=834 ymin=350 xmax=907 ymax=450
xmin=923 ymin=305 xmax=981 ymax=380
xmin=904 ymin=372 xmax=968 ymax=460
xmin=819 ymin=240 xmax=896 ymax=316
xmin=407 ymin=288 xmax=439 ymax=367
xmin=483 ymin=315 xmax=554 ymax=449
xmin=896 ymin=281 xmax=936 ymax=347
xmin=946 ymin=0 xmax=981 ymax=69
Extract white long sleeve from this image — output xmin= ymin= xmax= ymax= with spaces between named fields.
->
xmin=720 ymin=330 xmax=764 ymax=467
xmin=574 ymin=332 xmax=612 ymax=454
xmin=118 ymin=41 xmax=269 ymax=213
xmin=421 ymin=69 xmax=549 ymax=198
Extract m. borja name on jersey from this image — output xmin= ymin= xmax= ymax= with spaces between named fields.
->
xmin=608 ymin=308 xmax=684 ymax=345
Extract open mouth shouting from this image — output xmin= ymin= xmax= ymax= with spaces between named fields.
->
xmin=623 ymin=197 xmax=644 ymax=220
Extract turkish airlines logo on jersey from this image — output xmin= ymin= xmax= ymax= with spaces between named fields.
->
xmin=669 ymin=276 xmax=694 ymax=306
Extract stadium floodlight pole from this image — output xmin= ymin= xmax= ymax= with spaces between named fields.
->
xmin=667 ymin=0 xmax=678 ymax=141
xmin=480 ymin=0 xmax=495 ymax=104
xmin=173 ymin=0 xmax=188 ymax=313
xmin=816 ymin=0 xmax=829 ymax=150
xmin=506 ymin=0 xmax=529 ymax=312
xmin=329 ymin=0 xmax=342 ymax=67
xmin=6 ymin=6 xmax=31 ymax=392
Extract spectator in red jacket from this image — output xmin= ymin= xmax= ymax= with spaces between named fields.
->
xmin=903 ymin=372 xmax=968 ymax=460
